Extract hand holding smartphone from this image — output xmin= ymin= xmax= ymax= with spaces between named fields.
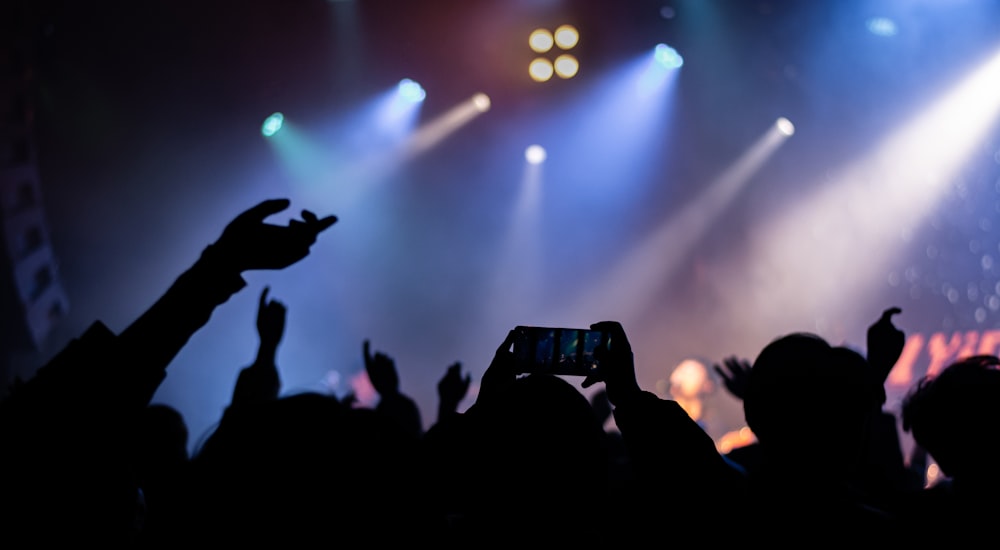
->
xmin=511 ymin=325 xmax=609 ymax=377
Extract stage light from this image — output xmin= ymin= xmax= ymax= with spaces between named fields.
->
xmin=261 ymin=112 xmax=284 ymax=137
xmin=403 ymin=94 xmax=491 ymax=160
xmin=569 ymin=119 xmax=790 ymax=322
xmin=866 ymin=17 xmax=898 ymax=37
xmin=529 ymin=58 xmax=554 ymax=82
xmin=472 ymin=93 xmax=491 ymax=112
xmin=554 ymin=54 xmax=579 ymax=79
xmin=529 ymin=28 xmax=554 ymax=53
xmin=525 ymin=144 xmax=547 ymax=164
xmin=397 ymin=78 xmax=426 ymax=103
xmin=554 ymin=25 xmax=579 ymax=50
xmin=654 ymin=44 xmax=684 ymax=69
xmin=737 ymin=45 xmax=1000 ymax=336
xmin=485 ymin=144 xmax=545 ymax=329
xmin=775 ymin=117 xmax=795 ymax=136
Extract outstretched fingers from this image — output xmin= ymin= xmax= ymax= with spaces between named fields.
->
xmin=301 ymin=209 xmax=338 ymax=232
xmin=238 ymin=198 xmax=291 ymax=223
xmin=712 ymin=363 xmax=729 ymax=382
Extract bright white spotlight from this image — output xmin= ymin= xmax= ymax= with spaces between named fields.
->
xmin=525 ymin=144 xmax=547 ymax=164
xmin=740 ymin=45 xmax=1000 ymax=335
xmin=397 ymin=78 xmax=426 ymax=102
xmin=776 ymin=117 xmax=795 ymax=136
xmin=554 ymin=54 xmax=579 ymax=79
xmin=554 ymin=25 xmax=579 ymax=50
xmin=569 ymin=121 xmax=790 ymax=321
xmin=472 ymin=93 xmax=491 ymax=112
xmin=866 ymin=17 xmax=898 ymax=37
xmin=403 ymin=94 xmax=490 ymax=160
xmin=654 ymin=44 xmax=684 ymax=69
xmin=529 ymin=28 xmax=554 ymax=53
xmin=529 ymin=58 xmax=554 ymax=82
xmin=261 ymin=112 xmax=284 ymax=137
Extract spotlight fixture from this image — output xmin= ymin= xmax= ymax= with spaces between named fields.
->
xmin=775 ymin=117 xmax=795 ymax=136
xmin=398 ymin=78 xmax=427 ymax=103
xmin=553 ymin=25 xmax=579 ymax=50
xmin=529 ymin=28 xmax=554 ymax=53
xmin=528 ymin=24 xmax=580 ymax=82
xmin=654 ymin=44 xmax=684 ymax=69
xmin=525 ymin=144 xmax=547 ymax=164
xmin=554 ymin=54 xmax=579 ymax=79
xmin=261 ymin=112 xmax=284 ymax=137
xmin=472 ymin=93 xmax=492 ymax=112
xmin=529 ymin=58 xmax=554 ymax=82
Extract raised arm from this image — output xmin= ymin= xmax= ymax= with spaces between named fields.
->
xmin=116 ymin=199 xmax=336 ymax=406
xmin=363 ymin=340 xmax=424 ymax=438
xmin=230 ymin=286 xmax=286 ymax=408
xmin=436 ymin=361 xmax=471 ymax=425
xmin=583 ymin=321 xmax=746 ymax=530
xmin=0 ymin=198 xmax=336 ymax=545
xmin=866 ymin=306 xmax=905 ymax=406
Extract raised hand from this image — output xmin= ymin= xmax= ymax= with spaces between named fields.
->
xmin=256 ymin=286 xmax=286 ymax=356
xmin=582 ymin=320 xmax=641 ymax=407
xmin=867 ymin=307 xmax=905 ymax=383
xmin=712 ymin=356 xmax=752 ymax=401
xmin=211 ymin=198 xmax=338 ymax=272
xmin=363 ymin=340 xmax=400 ymax=397
xmin=476 ymin=330 xmax=517 ymax=407
xmin=437 ymin=362 xmax=471 ymax=414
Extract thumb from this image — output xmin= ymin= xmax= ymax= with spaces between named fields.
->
xmin=496 ymin=330 xmax=516 ymax=356
xmin=880 ymin=307 xmax=902 ymax=324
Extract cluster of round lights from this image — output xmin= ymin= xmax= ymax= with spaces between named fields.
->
xmin=528 ymin=25 xmax=580 ymax=82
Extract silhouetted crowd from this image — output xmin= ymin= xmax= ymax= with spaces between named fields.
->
xmin=0 ymin=199 xmax=994 ymax=546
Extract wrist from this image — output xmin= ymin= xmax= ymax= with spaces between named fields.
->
xmin=201 ymin=243 xmax=246 ymax=275
xmin=256 ymin=343 xmax=278 ymax=362
xmin=196 ymin=246 xmax=248 ymax=288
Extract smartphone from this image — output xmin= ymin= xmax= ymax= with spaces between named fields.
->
xmin=511 ymin=326 xmax=608 ymax=376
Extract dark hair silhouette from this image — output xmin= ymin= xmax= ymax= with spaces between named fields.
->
xmin=902 ymin=354 xmax=1000 ymax=483
xmin=456 ymin=373 xmax=612 ymax=542
xmin=745 ymin=332 xmax=878 ymax=473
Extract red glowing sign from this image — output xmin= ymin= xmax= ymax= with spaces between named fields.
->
xmin=888 ymin=329 xmax=1000 ymax=387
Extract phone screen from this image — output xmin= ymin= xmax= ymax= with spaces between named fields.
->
xmin=513 ymin=326 xmax=606 ymax=376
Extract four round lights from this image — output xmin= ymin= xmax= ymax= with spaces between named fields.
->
xmin=529 ymin=24 xmax=580 ymax=81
